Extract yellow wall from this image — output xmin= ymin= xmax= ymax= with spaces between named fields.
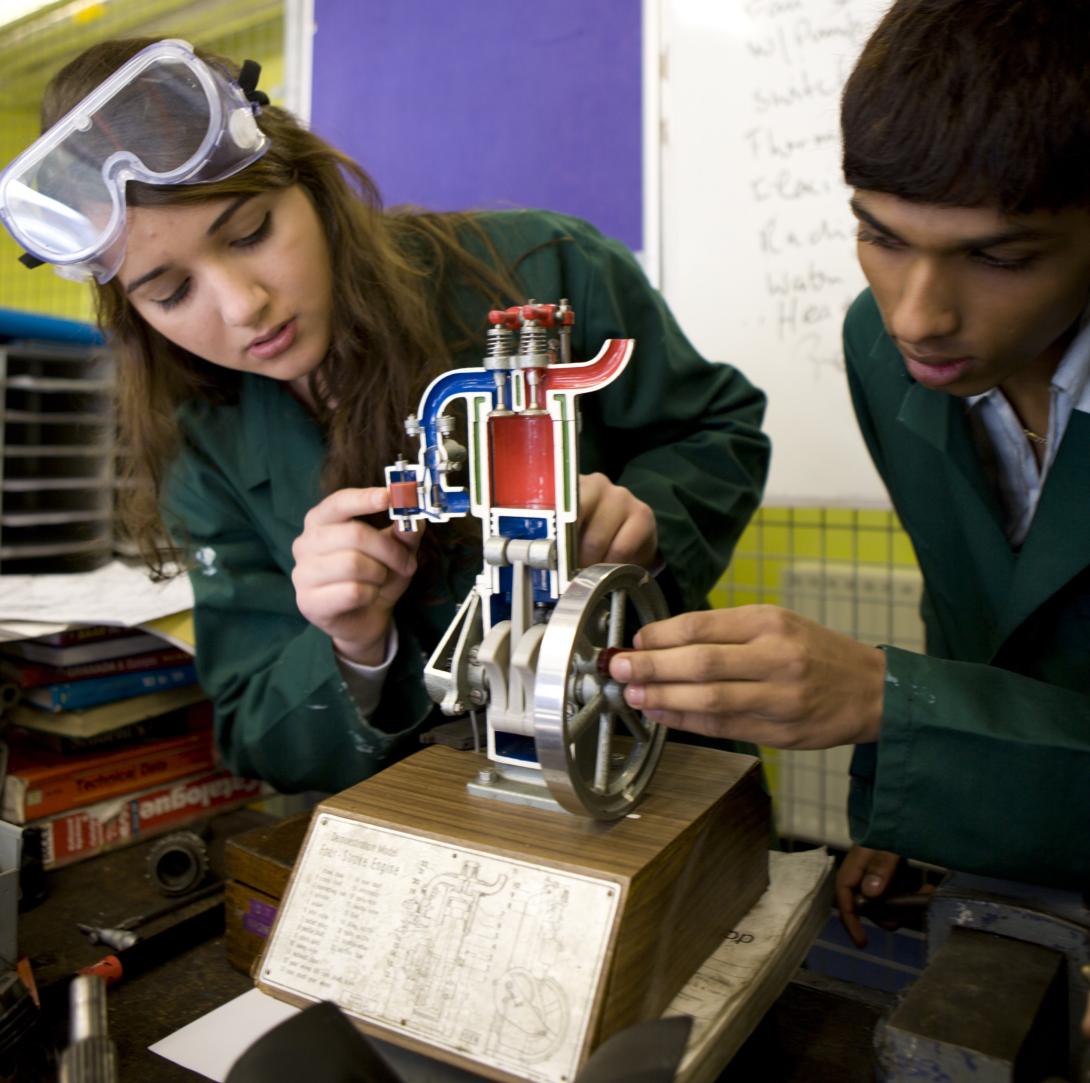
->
xmin=0 ymin=107 xmax=95 ymax=320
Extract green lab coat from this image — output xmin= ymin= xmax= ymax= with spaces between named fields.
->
xmin=164 ymin=210 xmax=770 ymax=794
xmin=845 ymin=288 xmax=1090 ymax=889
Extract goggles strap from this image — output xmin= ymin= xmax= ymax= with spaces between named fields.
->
xmin=238 ymin=60 xmax=269 ymax=108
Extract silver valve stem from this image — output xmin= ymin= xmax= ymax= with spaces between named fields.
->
xmin=557 ymin=297 xmax=573 ymax=365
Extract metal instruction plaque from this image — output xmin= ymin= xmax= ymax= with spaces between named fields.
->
xmin=261 ymin=812 xmax=621 ymax=1082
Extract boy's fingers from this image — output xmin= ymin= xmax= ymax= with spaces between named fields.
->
xmin=835 ymin=852 xmax=872 ymax=948
xmin=861 ymin=850 xmax=902 ymax=896
xmin=611 ymin=643 xmax=749 ymax=684
xmin=621 ymin=676 xmax=773 ymax=718
xmin=634 ymin=610 xmax=750 ymax=650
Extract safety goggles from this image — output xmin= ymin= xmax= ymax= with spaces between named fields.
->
xmin=0 ymin=38 xmax=269 ymax=284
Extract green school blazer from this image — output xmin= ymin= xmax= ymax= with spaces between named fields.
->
xmin=163 ymin=211 xmax=770 ymax=794
xmin=845 ymin=289 xmax=1090 ymax=889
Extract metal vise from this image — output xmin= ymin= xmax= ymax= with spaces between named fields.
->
xmin=876 ymin=872 xmax=1090 ymax=1082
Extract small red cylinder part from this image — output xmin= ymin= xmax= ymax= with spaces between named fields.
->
xmin=388 ymin=480 xmax=419 ymax=511
xmin=489 ymin=414 xmax=555 ymax=508
xmin=597 ymin=646 xmax=631 ymax=678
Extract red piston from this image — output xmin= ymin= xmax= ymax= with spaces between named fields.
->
xmin=489 ymin=414 xmax=555 ymax=508
xmin=388 ymin=480 xmax=419 ymax=511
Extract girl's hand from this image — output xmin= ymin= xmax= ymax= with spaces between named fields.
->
xmin=291 ymin=487 xmax=423 ymax=665
xmin=578 ymin=472 xmax=658 ymax=569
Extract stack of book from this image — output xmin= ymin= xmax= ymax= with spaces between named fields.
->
xmin=2 ymin=624 xmax=197 ymax=713
xmin=0 ymin=624 xmax=264 ymax=868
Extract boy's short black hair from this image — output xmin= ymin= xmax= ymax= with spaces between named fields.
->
xmin=842 ymin=0 xmax=1090 ymax=214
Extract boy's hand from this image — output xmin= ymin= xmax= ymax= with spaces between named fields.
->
xmin=835 ymin=846 xmax=902 ymax=948
xmin=291 ymin=487 xmax=423 ymax=666
xmin=608 ymin=605 xmax=885 ymax=748
xmin=577 ymin=473 xmax=658 ymax=570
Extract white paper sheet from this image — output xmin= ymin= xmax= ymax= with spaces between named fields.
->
xmin=0 ymin=560 xmax=193 ymax=637
xmin=148 ymin=987 xmax=299 ymax=1081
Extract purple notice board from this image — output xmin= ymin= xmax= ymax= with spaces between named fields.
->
xmin=310 ymin=0 xmax=643 ymax=252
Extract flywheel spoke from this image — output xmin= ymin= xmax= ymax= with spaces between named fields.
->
xmin=594 ymin=715 xmax=613 ymax=790
xmin=566 ymin=690 xmax=604 ymax=744
xmin=607 ymin=589 xmax=627 ymax=648
xmin=617 ymin=704 xmax=651 ymax=744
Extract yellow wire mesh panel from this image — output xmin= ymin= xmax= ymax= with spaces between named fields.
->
xmin=713 ymin=507 xmax=924 ymax=848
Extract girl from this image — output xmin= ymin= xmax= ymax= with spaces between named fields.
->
xmin=2 ymin=38 xmax=769 ymax=792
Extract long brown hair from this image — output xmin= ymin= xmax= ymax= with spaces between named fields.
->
xmin=43 ymin=39 xmax=518 ymax=574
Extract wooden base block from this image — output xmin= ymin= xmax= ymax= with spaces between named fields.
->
xmin=257 ymin=743 xmax=770 ymax=1083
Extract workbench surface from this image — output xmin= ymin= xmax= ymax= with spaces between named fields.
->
xmin=17 ymin=810 xmax=893 ymax=1082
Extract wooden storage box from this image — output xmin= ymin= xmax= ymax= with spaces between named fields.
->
xmin=224 ymin=811 xmax=312 ymax=975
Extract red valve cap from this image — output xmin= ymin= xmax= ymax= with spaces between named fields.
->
xmin=597 ymin=646 xmax=632 ymax=679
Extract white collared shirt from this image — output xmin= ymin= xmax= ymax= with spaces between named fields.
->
xmin=335 ymin=625 xmax=398 ymax=717
xmin=965 ymin=316 xmax=1090 ymax=547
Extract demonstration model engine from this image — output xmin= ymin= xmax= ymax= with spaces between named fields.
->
xmin=384 ymin=301 xmax=667 ymax=819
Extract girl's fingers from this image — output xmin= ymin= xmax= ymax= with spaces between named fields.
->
xmin=297 ymin=581 xmax=383 ymax=624
xmin=293 ymin=550 xmax=392 ymax=592
xmin=294 ymin=521 xmax=418 ymax=578
xmin=305 ymin=486 xmax=391 ymax=526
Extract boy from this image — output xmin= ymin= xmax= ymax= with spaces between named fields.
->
xmin=609 ymin=0 xmax=1090 ymax=941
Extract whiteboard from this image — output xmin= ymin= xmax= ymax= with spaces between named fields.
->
xmin=656 ymin=0 xmax=890 ymax=505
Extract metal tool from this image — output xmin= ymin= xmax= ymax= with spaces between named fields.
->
xmin=876 ymin=872 xmax=1090 ymax=1082
xmin=853 ymin=889 xmax=933 ymax=925
xmin=58 ymin=974 xmax=117 ymax=1083
xmin=76 ymin=878 xmax=225 ymax=950
xmin=74 ymin=925 xmax=137 ymax=953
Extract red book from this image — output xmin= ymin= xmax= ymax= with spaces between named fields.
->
xmin=0 ymin=646 xmax=192 ymax=690
xmin=34 ymin=767 xmax=266 ymax=869
xmin=2 ymin=720 xmax=217 ymax=823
